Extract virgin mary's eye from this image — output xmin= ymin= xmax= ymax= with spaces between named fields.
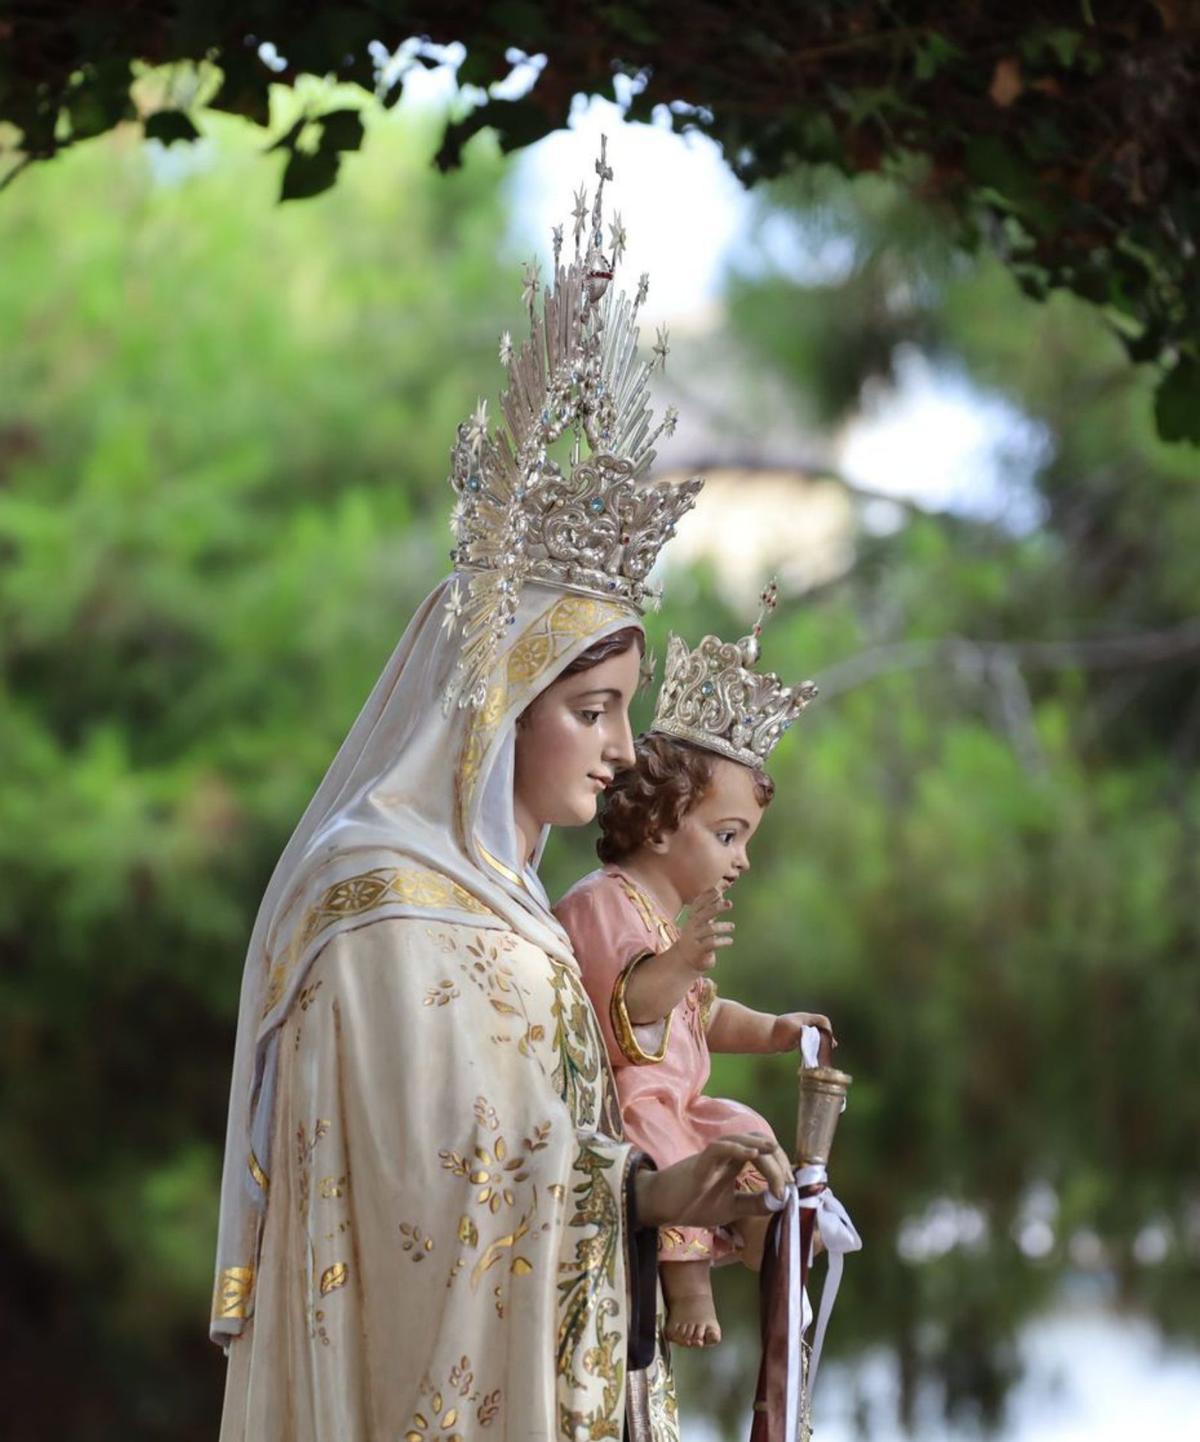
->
xmin=578 ymin=709 xmax=602 ymax=725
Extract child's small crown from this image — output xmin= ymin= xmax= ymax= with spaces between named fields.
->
xmin=648 ymin=582 xmax=817 ymax=767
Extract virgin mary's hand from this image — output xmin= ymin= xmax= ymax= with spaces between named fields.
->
xmin=634 ymin=1133 xmax=792 ymax=1230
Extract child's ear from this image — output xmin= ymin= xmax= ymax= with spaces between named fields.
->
xmin=645 ymin=830 xmax=671 ymax=855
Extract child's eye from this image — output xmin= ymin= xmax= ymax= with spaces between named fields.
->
xmin=717 ymin=830 xmax=735 ymax=845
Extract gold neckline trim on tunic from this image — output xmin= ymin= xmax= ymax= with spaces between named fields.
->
xmin=611 ymin=870 xmax=678 ymax=946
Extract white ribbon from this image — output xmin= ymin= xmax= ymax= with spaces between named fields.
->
xmin=761 ymin=1025 xmax=863 ymax=1439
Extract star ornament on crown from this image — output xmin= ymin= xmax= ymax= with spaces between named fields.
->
xmin=649 ymin=582 xmax=819 ymax=768
xmin=441 ymin=135 xmax=704 ymax=710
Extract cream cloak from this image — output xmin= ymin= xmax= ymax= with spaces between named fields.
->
xmin=213 ymin=581 xmax=680 ymax=1441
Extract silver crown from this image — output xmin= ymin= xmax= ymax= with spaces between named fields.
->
xmin=441 ymin=136 xmax=704 ymax=709
xmin=649 ymin=582 xmax=818 ymax=767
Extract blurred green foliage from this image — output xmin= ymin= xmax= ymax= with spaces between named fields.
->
xmin=1 ymin=103 xmax=1197 ymax=1441
xmin=0 ymin=100 xmax=519 ymax=1438
xmin=662 ymin=172 xmax=1200 ymax=1435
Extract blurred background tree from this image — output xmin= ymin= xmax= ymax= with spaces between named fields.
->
xmin=656 ymin=168 xmax=1200 ymax=1434
xmin=0 ymin=100 xmax=521 ymax=1438
xmin=1 ymin=82 xmax=1198 ymax=1442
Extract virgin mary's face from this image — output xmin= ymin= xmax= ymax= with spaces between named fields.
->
xmin=513 ymin=644 xmax=640 ymax=838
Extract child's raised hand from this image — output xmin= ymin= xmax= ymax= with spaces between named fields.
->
xmin=669 ymin=886 xmax=734 ymax=974
xmin=769 ymin=1011 xmax=836 ymax=1053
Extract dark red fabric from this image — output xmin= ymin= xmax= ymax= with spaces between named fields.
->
xmin=749 ymin=1197 xmax=819 ymax=1441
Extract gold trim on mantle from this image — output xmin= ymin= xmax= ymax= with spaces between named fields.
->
xmin=213 ymin=1265 xmax=254 ymax=1321
xmin=263 ymin=864 xmax=495 ymax=1016
xmin=477 ymin=840 xmax=526 ymax=890
xmin=613 ymin=873 xmax=678 ymax=949
xmin=247 ymin=1148 xmax=269 ymax=1193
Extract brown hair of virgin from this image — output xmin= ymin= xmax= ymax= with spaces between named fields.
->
xmin=557 ymin=625 xmax=645 ymax=678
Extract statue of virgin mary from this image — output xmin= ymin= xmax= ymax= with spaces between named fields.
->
xmin=212 ymin=143 xmax=791 ymax=1442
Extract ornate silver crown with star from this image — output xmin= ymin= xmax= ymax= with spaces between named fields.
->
xmin=441 ymin=136 xmax=704 ymax=709
xmin=649 ymin=583 xmax=818 ymax=768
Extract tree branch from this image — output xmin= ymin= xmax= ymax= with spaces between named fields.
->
xmin=815 ymin=617 xmax=1200 ymax=699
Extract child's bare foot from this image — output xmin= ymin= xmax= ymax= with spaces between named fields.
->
xmin=660 ymin=1258 xmax=721 ymax=1348
xmin=664 ymin=1291 xmax=722 ymax=1348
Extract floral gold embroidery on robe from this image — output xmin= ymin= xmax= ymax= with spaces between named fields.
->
xmin=219 ymin=917 xmax=651 ymax=1440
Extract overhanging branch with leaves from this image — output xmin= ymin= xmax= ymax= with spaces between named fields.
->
xmin=2 ymin=2 xmax=1197 ymax=439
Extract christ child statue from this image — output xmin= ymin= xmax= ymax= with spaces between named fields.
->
xmin=554 ymin=595 xmax=832 ymax=1348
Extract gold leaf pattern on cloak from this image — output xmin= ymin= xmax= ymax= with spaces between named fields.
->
xmin=247 ymin=1148 xmax=269 ymax=1192
xmin=424 ymin=978 xmax=460 ymax=1006
xmin=213 ymin=1265 xmax=254 ymax=1320
xmin=440 ymin=1119 xmax=550 ymax=1213
xmin=263 ymin=865 xmax=495 ymax=1016
xmin=399 ymin=1222 xmax=436 ymax=1260
xmin=319 ymin=1262 xmax=348 ymax=1295
xmin=473 ymin=1095 xmax=500 ymax=1131
xmin=470 ymin=1206 xmax=535 ymax=1291
xmin=453 ymin=930 xmax=549 ymax=1058
xmin=318 ymin=1173 xmax=347 ymax=1199
xmin=406 ymin=1356 xmax=501 ymax=1440
xmin=295 ymin=1117 xmax=330 ymax=1219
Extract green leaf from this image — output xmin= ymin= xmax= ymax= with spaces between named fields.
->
xmin=598 ymin=4 xmax=660 ymax=45
xmin=913 ymin=32 xmax=959 ymax=82
xmin=492 ymin=1 xmax=550 ymax=36
xmin=279 ymin=145 xmax=340 ymax=202
xmin=1021 ymin=26 xmax=1083 ymax=68
xmin=63 ymin=58 xmax=135 ymax=142
xmin=144 ymin=111 xmax=200 ymax=146
xmin=316 ymin=108 xmax=365 ymax=154
xmin=1154 ymin=357 xmax=1200 ymax=445
xmin=266 ymin=115 xmax=308 ymax=155
xmin=1045 ymin=27 xmax=1083 ymax=68
xmin=435 ymin=98 xmax=553 ymax=172
xmin=458 ymin=47 xmax=504 ymax=88
xmin=965 ymin=136 xmax=1040 ymax=217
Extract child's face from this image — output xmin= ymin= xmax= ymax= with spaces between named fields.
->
xmin=653 ymin=756 xmax=765 ymax=905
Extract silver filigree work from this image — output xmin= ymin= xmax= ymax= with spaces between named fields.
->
xmin=649 ymin=584 xmax=817 ymax=766
xmin=443 ymin=134 xmax=704 ymax=709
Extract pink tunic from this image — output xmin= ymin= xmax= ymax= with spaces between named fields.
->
xmin=555 ymin=865 xmax=774 ymax=1262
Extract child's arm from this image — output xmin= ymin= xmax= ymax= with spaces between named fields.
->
xmin=707 ymin=1001 xmax=834 ymax=1054
xmin=622 ymin=887 xmax=732 ymax=1023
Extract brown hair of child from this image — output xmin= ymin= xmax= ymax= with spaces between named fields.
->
xmin=596 ymin=733 xmax=774 ymax=863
